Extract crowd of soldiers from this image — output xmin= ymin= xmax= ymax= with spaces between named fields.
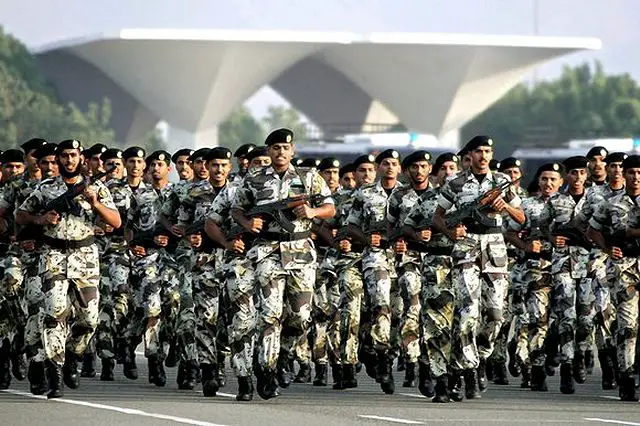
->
xmin=0 ymin=130 xmax=639 ymax=405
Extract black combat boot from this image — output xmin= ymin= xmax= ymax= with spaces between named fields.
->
xmin=80 ymin=352 xmax=96 ymax=378
xmin=359 ymin=345 xmax=377 ymax=380
xmin=0 ymin=341 xmax=11 ymax=389
xmin=447 ymin=371 xmax=464 ymax=402
xmin=432 ymin=375 xmax=450 ymax=403
xmin=216 ymin=352 xmax=227 ymax=388
xmin=376 ymin=351 xmax=395 ymax=394
xmin=331 ymin=364 xmax=344 ymax=390
xmin=417 ymin=361 xmax=434 ymax=397
xmin=485 ymin=359 xmax=494 ymax=381
xmin=178 ymin=360 xmax=198 ymax=390
xmin=599 ymin=349 xmax=617 ymax=390
xmin=492 ymin=362 xmax=510 ymax=385
xmin=508 ymin=339 xmax=521 ymax=377
xmin=201 ymin=363 xmax=219 ymax=397
xmin=148 ymin=356 xmax=166 ymax=387
xmin=312 ymin=362 xmax=327 ymax=386
xmin=122 ymin=346 xmax=138 ymax=380
xmin=155 ymin=357 xmax=167 ymax=387
xmin=560 ymin=362 xmax=575 ymax=394
xmin=530 ymin=365 xmax=548 ymax=392
xmin=10 ymin=331 xmax=26 ymax=381
xmin=63 ymin=351 xmax=80 ymax=389
xmin=256 ymin=367 xmax=280 ymax=400
xmin=164 ymin=340 xmax=178 ymax=368
xmin=236 ymin=376 xmax=254 ymax=401
xmin=464 ymin=368 xmax=481 ymax=399
xmin=477 ymin=359 xmax=488 ymax=392
xmin=342 ymin=364 xmax=359 ymax=389
xmin=46 ymin=360 xmax=64 ymax=399
xmin=276 ymin=353 xmax=291 ymax=388
xmin=544 ymin=331 xmax=559 ymax=376
xmin=403 ymin=362 xmax=417 ymax=388
xmin=584 ymin=349 xmax=594 ymax=375
xmin=573 ymin=351 xmax=587 ymax=384
xmin=618 ymin=372 xmax=639 ymax=402
xmin=520 ymin=363 xmax=531 ymax=388
xmin=28 ymin=361 xmax=48 ymax=395
xmin=294 ymin=362 xmax=312 ymax=383
xmin=100 ymin=358 xmax=115 ymax=381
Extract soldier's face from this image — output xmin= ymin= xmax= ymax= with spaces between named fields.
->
xmin=58 ymin=149 xmax=82 ymax=174
xmin=320 ymin=168 xmax=340 ymax=192
xmin=625 ymin=168 xmax=640 ymax=193
xmin=588 ymin=156 xmax=606 ymax=180
xmin=175 ymin=155 xmax=193 ymax=180
xmin=208 ymin=159 xmax=231 ymax=185
xmin=377 ymin=158 xmax=400 ymax=179
xmin=2 ymin=162 xmax=24 ymax=179
xmin=90 ymin=154 xmax=104 ymax=175
xmin=470 ymin=147 xmax=492 ymax=173
xmin=340 ymin=172 xmax=356 ymax=190
xmin=38 ymin=156 xmax=59 ymax=178
xmin=194 ymin=158 xmax=209 ymax=180
xmin=503 ymin=167 xmax=522 ymax=184
xmin=461 ymin=154 xmax=472 ymax=170
xmin=250 ymin=156 xmax=271 ymax=170
xmin=126 ymin=157 xmax=145 ymax=178
xmin=538 ymin=171 xmax=563 ymax=198
xmin=437 ymin=161 xmax=458 ymax=184
xmin=25 ymin=151 xmax=39 ymax=173
xmin=566 ymin=168 xmax=588 ymax=190
xmin=408 ymin=161 xmax=431 ymax=184
xmin=607 ymin=162 xmax=623 ymax=181
xmin=356 ymin=163 xmax=376 ymax=186
xmin=238 ymin=157 xmax=249 ymax=171
xmin=105 ymin=159 xmax=124 ymax=180
xmin=268 ymin=143 xmax=293 ymax=168
xmin=150 ymin=160 xmax=170 ymax=181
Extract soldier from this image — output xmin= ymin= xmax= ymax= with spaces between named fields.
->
xmin=21 ymin=138 xmax=46 ymax=181
xmin=172 ymin=149 xmax=195 ymax=182
xmin=231 ymin=128 xmax=335 ymax=400
xmin=505 ymin=163 xmax=563 ymax=392
xmin=432 ymin=136 xmax=524 ymax=399
xmin=16 ymin=139 xmax=121 ymax=398
xmin=230 ymin=144 xmax=256 ymax=184
xmin=588 ymin=154 xmax=640 ymax=401
xmin=84 ymin=143 xmax=108 ymax=177
xmin=339 ymin=164 xmax=356 ymax=191
xmin=586 ymin=146 xmax=608 ymax=187
xmin=346 ymin=148 xmax=403 ymax=394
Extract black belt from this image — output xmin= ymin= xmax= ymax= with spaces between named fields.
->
xmin=425 ymin=246 xmax=453 ymax=256
xmin=260 ymin=231 xmax=312 ymax=242
xmin=465 ymin=224 xmax=502 ymax=235
xmin=43 ymin=236 xmax=95 ymax=250
xmin=524 ymin=251 xmax=552 ymax=261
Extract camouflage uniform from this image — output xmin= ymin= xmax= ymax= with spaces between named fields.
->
xmin=232 ymin=164 xmax=332 ymax=375
xmin=437 ymin=169 xmax=520 ymax=372
xmin=18 ymin=176 xmax=116 ymax=365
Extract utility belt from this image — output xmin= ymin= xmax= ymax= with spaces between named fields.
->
xmin=259 ymin=230 xmax=312 ymax=242
xmin=464 ymin=223 xmax=502 ymax=235
xmin=43 ymin=236 xmax=95 ymax=250
xmin=524 ymin=250 xmax=552 ymax=261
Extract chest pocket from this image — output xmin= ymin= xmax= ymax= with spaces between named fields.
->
xmin=288 ymin=170 xmax=309 ymax=197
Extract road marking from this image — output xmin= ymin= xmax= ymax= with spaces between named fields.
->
xmin=585 ymin=419 xmax=640 ymax=426
xmin=2 ymin=389 xmax=229 ymax=426
xmin=358 ymin=414 xmax=424 ymax=424
xmin=599 ymin=396 xmax=620 ymax=400
xmin=399 ymin=393 xmax=427 ymax=399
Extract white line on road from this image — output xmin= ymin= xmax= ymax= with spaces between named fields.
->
xmin=2 ymin=389 xmax=229 ymax=426
xmin=358 ymin=414 xmax=424 ymax=424
xmin=599 ymin=396 xmax=620 ymax=400
xmin=399 ymin=393 xmax=426 ymax=399
xmin=585 ymin=419 xmax=640 ymax=426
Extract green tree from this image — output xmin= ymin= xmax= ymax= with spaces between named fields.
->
xmin=218 ymin=106 xmax=264 ymax=153
xmin=262 ymin=105 xmax=308 ymax=142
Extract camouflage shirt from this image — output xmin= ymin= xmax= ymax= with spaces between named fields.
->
xmin=506 ymin=194 xmax=554 ymax=255
xmin=577 ymin=183 xmax=625 ymax=224
xmin=208 ymin=181 xmax=240 ymax=234
xmin=404 ymin=186 xmax=454 ymax=250
xmin=347 ymin=180 xmax=404 ymax=234
xmin=127 ymin=182 xmax=173 ymax=235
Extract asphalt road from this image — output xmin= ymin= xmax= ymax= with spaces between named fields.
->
xmin=1 ymin=361 xmax=639 ymax=426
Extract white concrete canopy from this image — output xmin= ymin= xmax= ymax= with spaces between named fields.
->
xmin=33 ymin=29 xmax=601 ymax=149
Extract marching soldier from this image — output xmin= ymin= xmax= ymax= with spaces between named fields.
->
xmin=172 ymin=149 xmax=195 ymax=182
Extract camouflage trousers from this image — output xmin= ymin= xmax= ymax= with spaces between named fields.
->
xmin=397 ymin=252 xmax=423 ymax=364
xmin=224 ymin=256 xmax=257 ymax=377
xmin=610 ymin=258 xmax=640 ymax=373
xmin=0 ymin=250 xmax=25 ymax=348
xmin=255 ymin=253 xmax=315 ymax=371
xmin=338 ymin=259 xmax=364 ymax=366
xmin=40 ymin=246 xmax=100 ymax=365
xmin=194 ymin=252 xmax=222 ymax=366
xmin=525 ymin=264 xmax=553 ymax=367
xmin=591 ymin=251 xmax=616 ymax=352
xmin=420 ymin=254 xmax=455 ymax=378
xmin=312 ymin=262 xmax=341 ymax=365
xmin=95 ymin=252 xmax=130 ymax=360
xmin=22 ymin=250 xmax=44 ymax=362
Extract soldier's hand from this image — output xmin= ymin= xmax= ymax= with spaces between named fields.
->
xmin=21 ymin=240 xmax=35 ymax=252
xmin=38 ymin=211 xmax=60 ymax=226
xmin=311 ymin=232 xmax=317 ymax=240
xmin=609 ymin=246 xmax=624 ymax=260
xmin=332 ymin=229 xmax=338 ymax=238
xmin=83 ymin=187 xmax=99 ymax=207
xmin=171 ymin=225 xmax=184 ymax=237
xmin=451 ymin=224 xmax=467 ymax=241
xmin=154 ymin=235 xmax=169 ymax=247
xmin=527 ymin=240 xmax=542 ymax=253
xmin=370 ymin=233 xmax=381 ymax=247
xmin=394 ymin=239 xmax=407 ymax=254
xmin=491 ymin=196 xmax=507 ymax=212
xmin=103 ymin=224 xmax=114 ymax=233
xmin=94 ymin=226 xmax=106 ymax=236
xmin=227 ymin=238 xmax=245 ymax=254
xmin=420 ymin=228 xmax=432 ymax=242
xmin=130 ymin=245 xmax=146 ymax=257
xmin=552 ymin=235 xmax=568 ymax=248
xmin=189 ymin=234 xmax=202 ymax=248
xmin=339 ymin=239 xmax=351 ymax=253
xmin=247 ymin=217 xmax=263 ymax=233
xmin=293 ymin=203 xmax=316 ymax=220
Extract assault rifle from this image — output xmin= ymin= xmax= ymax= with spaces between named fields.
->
xmin=608 ymin=229 xmax=640 ymax=257
xmin=444 ymin=177 xmax=521 ymax=228
xmin=182 ymin=219 xmax=224 ymax=251
xmin=244 ymin=193 xmax=326 ymax=233
xmin=551 ymin=220 xmax=592 ymax=250
xmin=42 ymin=165 xmax=117 ymax=216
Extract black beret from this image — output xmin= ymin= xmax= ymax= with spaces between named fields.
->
xmin=204 ymin=147 xmax=232 ymax=162
xmin=299 ymin=158 xmax=320 ymax=168
xmin=101 ymin=148 xmax=123 ymax=162
xmin=85 ymin=143 xmax=108 ymax=158
xmin=489 ymin=159 xmax=500 ymax=171
xmin=57 ymin=139 xmax=83 ymax=153
xmin=292 ymin=158 xmax=303 ymax=167
xmin=457 ymin=147 xmax=469 ymax=157
xmin=402 ymin=150 xmax=431 ymax=169
xmin=375 ymin=149 xmax=401 ymax=164
xmin=605 ymin=152 xmax=628 ymax=164
xmin=21 ymin=138 xmax=47 ymax=154
xmin=562 ymin=156 xmax=589 ymax=171
xmin=586 ymin=146 xmax=608 ymax=160
xmin=339 ymin=163 xmax=355 ymax=177
xmin=622 ymin=155 xmax=640 ymax=171
xmin=234 ymin=143 xmax=257 ymax=158
xmin=123 ymin=146 xmax=146 ymax=160
xmin=265 ymin=128 xmax=293 ymax=146
xmin=246 ymin=146 xmax=268 ymax=161
xmin=146 ymin=150 xmax=172 ymax=165
xmin=189 ymin=148 xmax=211 ymax=162
xmin=353 ymin=154 xmax=376 ymax=168
xmin=34 ymin=143 xmax=58 ymax=160
xmin=171 ymin=149 xmax=194 ymax=163
xmin=464 ymin=135 xmax=494 ymax=152
xmin=318 ymin=157 xmax=341 ymax=171
xmin=537 ymin=162 xmax=564 ymax=174
xmin=432 ymin=152 xmax=459 ymax=175
xmin=498 ymin=157 xmax=522 ymax=172
xmin=0 ymin=149 xmax=25 ymax=164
